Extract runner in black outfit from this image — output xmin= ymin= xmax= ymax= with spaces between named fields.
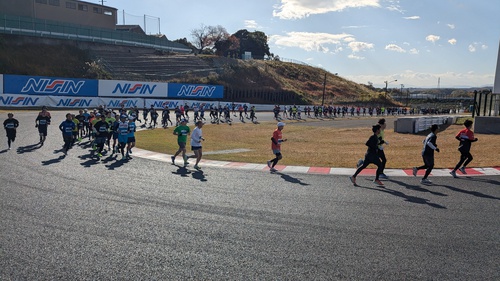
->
xmin=350 ymin=124 xmax=384 ymax=186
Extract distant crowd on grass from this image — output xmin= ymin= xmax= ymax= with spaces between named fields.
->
xmin=271 ymin=104 xmax=419 ymax=120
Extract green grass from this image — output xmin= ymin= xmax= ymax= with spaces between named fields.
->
xmin=136 ymin=120 xmax=500 ymax=169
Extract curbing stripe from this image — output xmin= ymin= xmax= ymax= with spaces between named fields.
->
xmin=131 ymin=148 xmax=499 ymax=177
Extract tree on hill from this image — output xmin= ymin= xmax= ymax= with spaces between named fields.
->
xmin=190 ymin=24 xmax=229 ymax=54
xmin=233 ymin=29 xmax=270 ymax=59
xmin=214 ymin=35 xmax=240 ymax=58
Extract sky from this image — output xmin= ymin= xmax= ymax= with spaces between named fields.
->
xmin=99 ymin=0 xmax=499 ymax=89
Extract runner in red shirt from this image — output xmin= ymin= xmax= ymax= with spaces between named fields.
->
xmin=450 ymin=119 xmax=478 ymax=178
xmin=267 ymin=122 xmax=287 ymax=172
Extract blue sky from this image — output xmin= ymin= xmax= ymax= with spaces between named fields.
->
xmin=102 ymin=0 xmax=499 ymax=89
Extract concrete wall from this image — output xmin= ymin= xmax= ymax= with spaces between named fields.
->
xmin=474 ymin=116 xmax=500 ymax=134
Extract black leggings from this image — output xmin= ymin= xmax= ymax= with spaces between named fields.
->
xmin=454 ymin=151 xmax=473 ymax=170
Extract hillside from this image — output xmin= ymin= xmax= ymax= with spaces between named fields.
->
xmin=0 ymin=34 xmax=387 ymax=105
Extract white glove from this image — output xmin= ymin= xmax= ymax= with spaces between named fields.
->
xmin=384 ymin=140 xmax=389 ymax=145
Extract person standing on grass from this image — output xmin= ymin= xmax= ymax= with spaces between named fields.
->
xmin=4 ymin=113 xmax=19 ymax=150
xmin=190 ymin=120 xmax=205 ymax=170
xmin=171 ymin=119 xmax=190 ymax=166
xmin=412 ymin=124 xmax=440 ymax=184
xmin=350 ymin=124 xmax=384 ymax=186
xmin=450 ymin=119 xmax=478 ymax=178
xmin=267 ymin=122 xmax=287 ymax=172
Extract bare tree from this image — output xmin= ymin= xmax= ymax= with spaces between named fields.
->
xmin=191 ymin=24 xmax=229 ymax=54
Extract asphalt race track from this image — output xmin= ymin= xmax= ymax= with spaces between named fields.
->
xmin=1 ymin=111 xmax=499 ymax=280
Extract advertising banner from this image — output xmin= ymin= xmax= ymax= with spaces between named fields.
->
xmin=99 ymin=80 xmax=167 ymax=97
xmin=0 ymin=94 xmax=48 ymax=107
xmin=0 ymin=74 xmax=3 ymax=94
xmin=167 ymin=83 xmax=224 ymax=99
xmin=3 ymin=75 xmax=98 ymax=96
xmin=99 ymin=97 xmax=144 ymax=109
xmin=47 ymin=96 xmax=100 ymax=108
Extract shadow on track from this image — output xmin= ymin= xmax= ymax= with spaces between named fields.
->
xmin=41 ymin=155 xmax=66 ymax=165
xmin=388 ymin=178 xmax=448 ymax=197
xmin=273 ymin=171 xmax=310 ymax=186
xmin=171 ymin=164 xmax=191 ymax=177
xmin=434 ymin=182 xmax=500 ymax=200
xmin=357 ymin=184 xmax=447 ymax=209
xmin=16 ymin=143 xmax=41 ymax=154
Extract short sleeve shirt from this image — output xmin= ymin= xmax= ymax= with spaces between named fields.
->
xmin=174 ymin=125 xmax=190 ymax=143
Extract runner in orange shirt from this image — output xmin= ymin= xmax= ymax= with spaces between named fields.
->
xmin=267 ymin=122 xmax=287 ymax=172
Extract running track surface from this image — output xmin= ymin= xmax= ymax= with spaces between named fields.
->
xmin=132 ymin=148 xmax=500 ymax=177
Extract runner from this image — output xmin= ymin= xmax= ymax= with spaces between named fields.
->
xmin=190 ymin=120 xmax=205 ymax=169
xmin=82 ymin=109 xmax=91 ymax=138
xmin=126 ymin=114 xmax=137 ymax=157
xmin=267 ymin=122 xmax=287 ymax=172
xmin=116 ymin=114 xmax=130 ymax=160
xmin=71 ymin=114 xmax=80 ymax=146
xmin=412 ymin=124 xmax=440 ymax=184
xmin=171 ymin=119 xmax=190 ymax=166
xmin=450 ymin=119 xmax=478 ymax=178
xmin=59 ymin=113 xmax=76 ymax=155
xmin=349 ymin=124 xmax=384 ymax=186
xmin=35 ymin=106 xmax=51 ymax=145
xmin=75 ymin=110 xmax=86 ymax=141
xmin=150 ymin=106 xmax=158 ymax=128
xmin=92 ymin=113 xmax=109 ymax=158
xmin=3 ymin=113 xmax=19 ymax=150
xmin=377 ymin=118 xmax=390 ymax=179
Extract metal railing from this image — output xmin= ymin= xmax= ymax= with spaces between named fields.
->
xmin=0 ymin=14 xmax=191 ymax=53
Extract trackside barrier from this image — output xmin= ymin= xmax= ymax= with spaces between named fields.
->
xmin=394 ymin=116 xmax=454 ymax=134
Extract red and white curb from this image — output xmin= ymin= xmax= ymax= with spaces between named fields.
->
xmin=132 ymin=148 xmax=500 ymax=177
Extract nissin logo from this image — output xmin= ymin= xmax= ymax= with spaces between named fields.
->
xmin=56 ymin=98 xmax=92 ymax=107
xmin=0 ymin=96 xmax=39 ymax=106
xmin=152 ymin=101 xmax=178 ymax=108
xmin=176 ymin=85 xmax=216 ymax=97
xmin=107 ymin=100 xmax=138 ymax=108
xmin=112 ymin=83 xmax=157 ymax=94
xmin=21 ymin=78 xmax=85 ymax=94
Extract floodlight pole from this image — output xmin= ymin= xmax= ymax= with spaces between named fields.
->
xmin=384 ymin=79 xmax=397 ymax=99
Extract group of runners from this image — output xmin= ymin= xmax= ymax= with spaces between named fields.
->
xmin=348 ymin=118 xmax=478 ymax=186
xmin=3 ymin=107 xmax=480 ymax=181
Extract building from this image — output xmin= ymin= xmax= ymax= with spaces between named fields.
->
xmin=0 ymin=0 xmax=117 ymax=29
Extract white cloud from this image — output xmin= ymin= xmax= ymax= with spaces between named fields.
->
xmin=270 ymin=32 xmax=352 ymax=53
xmin=481 ymin=44 xmax=488 ymax=50
xmin=403 ymin=16 xmax=420 ymax=20
xmin=447 ymin=24 xmax=455 ymax=29
xmin=426 ymin=35 xmax=440 ymax=43
xmin=385 ymin=44 xmax=406 ymax=53
xmin=467 ymin=42 xmax=489 ymax=52
xmin=273 ymin=0 xmax=381 ymax=20
xmin=409 ymin=48 xmax=419 ymax=55
xmin=348 ymin=41 xmax=374 ymax=53
xmin=448 ymin=38 xmax=457 ymax=45
xmin=244 ymin=20 xmax=260 ymax=29
xmin=348 ymin=54 xmax=365 ymax=60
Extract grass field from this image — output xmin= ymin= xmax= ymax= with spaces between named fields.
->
xmin=135 ymin=118 xmax=500 ymax=169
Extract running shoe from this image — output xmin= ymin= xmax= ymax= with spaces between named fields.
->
xmin=349 ymin=176 xmax=356 ymax=185
xmin=459 ymin=167 xmax=467 ymax=174
xmin=420 ymin=178 xmax=432 ymax=184
xmin=184 ymin=161 xmax=189 ymax=166
xmin=97 ymin=153 xmax=102 ymax=157
xmin=373 ymin=179 xmax=384 ymax=186
xmin=450 ymin=170 xmax=458 ymax=178
xmin=171 ymin=156 xmax=175 ymax=164
xmin=267 ymin=160 xmax=271 ymax=168
xmin=129 ymin=148 xmax=132 ymax=154
xmin=379 ymin=174 xmax=389 ymax=179
xmin=412 ymin=167 xmax=418 ymax=177
xmin=194 ymin=165 xmax=200 ymax=170
xmin=270 ymin=168 xmax=277 ymax=172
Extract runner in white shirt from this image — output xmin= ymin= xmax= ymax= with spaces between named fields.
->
xmin=190 ymin=120 xmax=205 ymax=170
